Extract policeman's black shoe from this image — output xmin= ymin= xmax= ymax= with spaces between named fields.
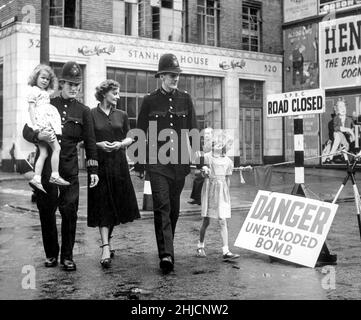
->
xmin=60 ymin=259 xmax=77 ymax=271
xmin=44 ymin=257 xmax=58 ymax=268
xmin=323 ymin=159 xmax=332 ymax=164
xmin=315 ymin=253 xmax=337 ymax=267
xmin=160 ymin=256 xmax=174 ymax=274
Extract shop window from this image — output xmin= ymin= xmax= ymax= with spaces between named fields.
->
xmin=50 ymin=62 xmax=85 ymax=103
xmin=0 ymin=64 xmax=3 ymax=149
xmin=150 ymin=0 xmax=184 ymax=42
xmin=197 ymin=0 xmax=220 ymax=46
xmin=241 ymin=1 xmax=262 ymax=52
xmin=50 ymin=0 xmax=81 ymax=28
xmin=113 ymin=0 xmax=139 ymax=36
xmin=107 ymin=68 xmax=222 ymax=130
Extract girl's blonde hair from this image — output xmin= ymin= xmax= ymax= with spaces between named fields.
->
xmin=28 ymin=64 xmax=58 ymax=91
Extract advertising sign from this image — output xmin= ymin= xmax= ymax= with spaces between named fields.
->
xmin=267 ymin=89 xmax=325 ymax=118
xmin=234 ymin=191 xmax=338 ymax=268
xmin=320 ymin=16 xmax=361 ymax=89
xmin=284 ymin=0 xmax=318 ymax=23
xmin=284 ymin=24 xmax=319 ymax=92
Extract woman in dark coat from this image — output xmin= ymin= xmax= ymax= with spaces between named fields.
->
xmin=88 ymin=79 xmax=140 ymax=268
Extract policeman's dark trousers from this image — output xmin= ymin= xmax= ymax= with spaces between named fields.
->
xmin=35 ymin=175 xmax=79 ymax=261
xmin=149 ymin=172 xmax=185 ymax=262
xmin=190 ymin=174 xmax=204 ymax=202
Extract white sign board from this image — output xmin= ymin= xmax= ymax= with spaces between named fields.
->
xmin=267 ymin=89 xmax=325 ymax=118
xmin=319 ymin=16 xmax=361 ymax=89
xmin=284 ymin=0 xmax=318 ymax=23
xmin=234 ymin=191 xmax=338 ymax=268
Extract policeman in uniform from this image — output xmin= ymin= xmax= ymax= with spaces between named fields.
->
xmin=23 ymin=61 xmax=99 ymax=271
xmin=136 ymin=53 xmax=198 ymax=273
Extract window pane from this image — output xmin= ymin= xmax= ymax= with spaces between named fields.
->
xmin=115 ymin=70 xmax=126 ymax=90
xmin=148 ymin=73 xmax=158 ymax=92
xmin=137 ymin=71 xmax=147 ymax=93
xmin=213 ymin=78 xmax=221 ymax=99
xmin=204 ymin=77 xmax=213 ymax=99
xmin=117 ymin=97 xmax=126 ymax=111
xmin=127 ymin=97 xmax=137 ymax=118
xmin=195 ymin=77 xmax=204 ymax=98
xmin=204 ymin=101 xmax=213 ymax=124
xmin=126 ymin=71 xmax=136 ymax=93
xmin=213 ymin=100 xmax=222 ymax=123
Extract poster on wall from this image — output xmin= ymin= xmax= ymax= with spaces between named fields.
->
xmin=319 ymin=16 xmax=361 ymax=89
xmin=284 ymin=24 xmax=319 ymax=92
xmin=284 ymin=0 xmax=318 ymax=23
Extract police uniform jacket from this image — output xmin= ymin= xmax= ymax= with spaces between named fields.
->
xmin=23 ymin=95 xmax=98 ymax=177
xmin=136 ymin=87 xmax=198 ymax=180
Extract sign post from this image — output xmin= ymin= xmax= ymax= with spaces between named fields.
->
xmin=266 ymin=88 xmax=336 ymax=264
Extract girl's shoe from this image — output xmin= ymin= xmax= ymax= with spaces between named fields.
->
xmin=49 ymin=176 xmax=70 ymax=186
xmin=100 ymin=244 xmax=111 ymax=268
xmin=222 ymin=252 xmax=240 ymax=260
xmin=29 ymin=179 xmax=47 ymax=193
xmin=196 ymin=247 xmax=206 ymax=257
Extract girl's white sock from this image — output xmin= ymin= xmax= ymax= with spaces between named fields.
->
xmin=198 ymin=241 xmax=205 ymax=248
xmin=222 ymin=245 xmax=229 ymax=255
xmin=51 ymin=172 xmax=60 ymax=179
xmin=33 ymin=174 xmax=41 ymax=183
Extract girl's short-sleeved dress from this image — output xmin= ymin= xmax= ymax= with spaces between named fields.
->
xmin=201 ymin=152 xmax=234 ymax=219
xmin=87 ymin=105 xmax=140 ymax=228
xmin=27 ymin=86 xmax=62 ymax=135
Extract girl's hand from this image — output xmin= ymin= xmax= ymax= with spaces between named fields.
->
xmin=97 ymin=141 xmax=114 ymax=152
xmin=38 ymin=128 xmax=56 ymax=143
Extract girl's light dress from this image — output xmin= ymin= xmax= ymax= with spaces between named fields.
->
xmin=201 ymin=152 xmax=234 ymax=219
xmin=27 ymin=86 xmax=62 ymax=135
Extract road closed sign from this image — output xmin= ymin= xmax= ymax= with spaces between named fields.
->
xmin=234 ymin=191 xmax=338 ymax=268
xmin=267 ymin=89 xmax=325 ymax=118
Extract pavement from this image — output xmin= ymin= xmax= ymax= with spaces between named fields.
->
xmin=1 ymin=166 xmax=361 ymax=300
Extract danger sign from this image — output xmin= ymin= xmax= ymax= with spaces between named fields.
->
xmin=234 ymin=191 xmax=338 ymax=268
xmin=267 ymin=89 xmax=325 ymax=118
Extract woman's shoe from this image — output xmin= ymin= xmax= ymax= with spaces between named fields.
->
xmin=100 ymin=244 xmax=111 ymax=268
xmin=196 ymin=247 xmax=206 ymax=257
xmin=109 ymin=235 xmax=115 ymax=258
xmin=49 ymin=176 xmax=70 ymax=186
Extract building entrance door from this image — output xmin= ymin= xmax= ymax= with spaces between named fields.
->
xmin=239 ymin=80 xmax=263 ymax=164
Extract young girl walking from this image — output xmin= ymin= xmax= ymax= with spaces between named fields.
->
xmin=196 ymin=131 xmax=240 ymax=260
xmin=27 ymin=64 xmax=70 ymax=193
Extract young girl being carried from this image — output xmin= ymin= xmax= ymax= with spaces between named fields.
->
xmin=27 ymin=64 xmax=70 ymax=193
xmin=196 ymin=130 xmax=240 ymax=260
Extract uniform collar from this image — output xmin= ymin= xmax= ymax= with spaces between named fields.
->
xmin=60 ymin=94 xmax=75 ymax=104
xmin=160 ymin=86 xmax=177 ymax=96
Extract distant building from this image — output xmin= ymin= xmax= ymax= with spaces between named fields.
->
xmin=283 ymin=0 xmax=361 ymax=165
xmin=0 ymin=0 xmax=283 ymax=171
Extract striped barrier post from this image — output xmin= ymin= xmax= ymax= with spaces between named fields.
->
xmin=291 ymin=117 xmax=334 ymax=264
xmin=142 ymin=171 xmax=153 ymax=211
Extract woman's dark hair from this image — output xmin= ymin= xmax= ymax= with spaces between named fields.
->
xmin=95 ymin=79 xmax=120 ymax=102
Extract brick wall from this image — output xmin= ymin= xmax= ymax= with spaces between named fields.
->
xmin=0 ymin=0 xmax=19 ymax=26
xmin=262 ymin=0 xmax=283 ymax=54
xmin=81 ymin=0 xmax=112 ymax=33
xmin=219 ymin=0 xmax=242 ymax=50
